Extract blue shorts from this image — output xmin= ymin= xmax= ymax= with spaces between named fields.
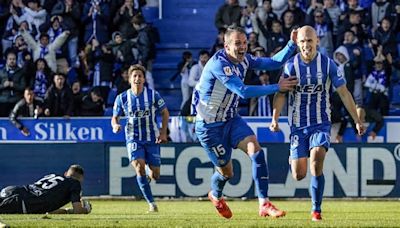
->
xmin=290 ymin=124 xmax=331 ymax=160
xmin=195 ymin=115 xmax=254 ymax=167
xmin=126 ymin=140 xmax=161 ymax=166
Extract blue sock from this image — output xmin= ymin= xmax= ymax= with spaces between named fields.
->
xmin=136 ymin=175 xmax=154 ymax=203
xmin=211 ymin=171 xmax=229 ymax=198
xmin=310 ymin=174 xmax=325 ymax=213
xmin=250 ymin=150 xmax=269 ymax=199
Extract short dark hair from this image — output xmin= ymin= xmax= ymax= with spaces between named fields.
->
xmin=39 ymin=33 xmax=49 ymax=40
xmin=128 ymin=64 xmax=146 ymax=76
xmin=131 ymin=13 xmax=145 ymax=25
xmin=69 ymin=164 xmax=84 ymax=176
xmin=53 ymin=72 xmax=66 ymax=78
xmin=224 ymin=26 xmax=246 ymax=43
xmin=199 ymin=50 xmax=210 ymax=56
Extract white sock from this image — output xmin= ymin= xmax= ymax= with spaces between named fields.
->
xmin=259 ymin=198 xmax=269 ymax=207
xmin=149 ymin=202 xmax=157 ymax=207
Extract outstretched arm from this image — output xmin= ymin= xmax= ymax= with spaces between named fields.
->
xmin=224 ymin=75 xmax=297 ymax=99
xmin=250 ymin=29 xmax=298 ymax=70
xmin=50 ymin=200 xmax=91 ymax=214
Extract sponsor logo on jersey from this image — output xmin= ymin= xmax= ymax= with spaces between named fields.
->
xmin=295 ymin=84 xmax=324 ymax=93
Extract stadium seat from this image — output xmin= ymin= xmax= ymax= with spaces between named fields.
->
xmin=107 ymin=88 xmax=118 ymax=107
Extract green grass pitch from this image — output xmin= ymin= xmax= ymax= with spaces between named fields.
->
xmin=1 ymin=199 xmax=400 ymax=227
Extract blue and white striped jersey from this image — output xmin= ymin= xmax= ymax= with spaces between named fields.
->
xmin=284 ymin=52 xmax=346 ymax=129
xmin=195 ymin=41 xmax=297 ymax=125
xmin=113 ymin=87 xmax=167 ymax=142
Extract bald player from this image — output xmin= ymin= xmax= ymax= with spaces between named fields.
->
xmin=270 ymin=26 xmax=365 ymax=221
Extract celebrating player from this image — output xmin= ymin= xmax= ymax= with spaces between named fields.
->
xmin=270 ymin=26 xmax=365 ymax=221
xmin=193 ymin=26 xmax=298 ymax=219
xmin=111 ymin=64 xmax=169 ymax=213
xmin=0 ymin=164 xmax=91 ymax=214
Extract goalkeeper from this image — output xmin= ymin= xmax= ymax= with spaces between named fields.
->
xmin=0 ymin=164 xmax=91 ymax=214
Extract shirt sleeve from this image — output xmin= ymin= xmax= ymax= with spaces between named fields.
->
xmin=213 ymin=59 xmax=280 ymax=99
xmin=154 ymin=91 xmax=167 ymax=111
xmin=329 ymin=59 xmax=346 ymax=89
xmin=247 ymin=40 xmax=297 ymax=70
xmin=69 ymin=180 xmax=82 ymax=203
xmin=224 ymin=75 xmax=280 ymax=99
xmin=112 ymin=94 xmax=123 ymax=117
xmin=282 ymin=60 xmax=295 ymax=79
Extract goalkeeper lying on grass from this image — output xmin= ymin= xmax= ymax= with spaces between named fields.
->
xmin=0 ymin=164 xmax=91 ymax=214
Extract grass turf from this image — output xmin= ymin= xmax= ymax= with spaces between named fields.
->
xmin=1 ymin=200 xmax=400 ymax=227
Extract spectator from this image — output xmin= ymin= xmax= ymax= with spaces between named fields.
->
xmin=108 ymin=31 xmax=138 ymax=66
xmin=13 ymin=0 xmax=47 ymax=40
xmin=282 ymin=0 xmax=305 ymax=26
xmin=82 ymin=0 xmax=110 ymax=44
xmin=9 ymin=87 xmax=44 ymax=136
xmin=337 ymin=9 xmax=368 ymax=46
xmin=44 ymin=73 xmax=74 ymax=117
xmin=21 ymin=28 xmax=69 ymax=73
xmin=29 ymin=58 xmax=53 ymax=100
xmin=115 ymin=66 xmax=130 ymax=95
xmin=215 ymin=0 xmax=242 ymax=30
xmin=112 ymin=0 xmax=139 ymax=40
xmin=210 ymin=28 xmax=226 ymax=55
xmin=188 ymin=50 xmax=210 ymax=89
xmin=254 ymin=0 xmax=278 ymax=50
xmin=333 ymin=45 xmax=356 ymax=97
xmin=240 ymin=0 xmax=258 ymax=36
xmin=341 ymin=30 xmax=363 ymax=104
xmin=0 ymin=0 xmax=11 ymax=54
xmin=306 ymin=8 xmax=334 ymax=57
xmin=373 ymin=17 xmax=398 ymax=61
xmin=0 ymin=51 xmax=26 ymax=117
xmin=323 ymin=0 xmax=341 ymax=40
xmin=39 ymin=16 xmax=67 ymax=60
xmin=364 ymin=53 xmax=390 ymax=116
xmin=51 ymin=0 xmax=82 ymax=67
xmin=79 ymin=86 xmax=104 ymax=116
xmin=2 ymin=17 xmax=34 ymax=54
xmin=271 ymin=0 xmax=288 ymax=18
xmin=86 ymin=38 xmax=114 ymax=99
xmin=258 ymin=19 xmax=288 ymax=57
xmin=10 ymin=34 xmax=30 ymax=68
xmin=256 ymin=0 xmax=278 ymax=31
xmin=181 ymin=50 xmax=210 ymax=116
xmin=281 ymin=10 xmax=296 ymax=39
xmin=175 ymin=51 xmax=193 ymax=109
xmin=71 ymin=80 xmax=84 ymax=115
xmin=131 ymin=13 xmax=156 ymax=71
xmin=370 ymin=0 xmax=392 ymax=33
xmin=247 ymin=31 xmax=261 ymax=53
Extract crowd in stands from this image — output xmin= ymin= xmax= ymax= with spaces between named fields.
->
xmin=207 ymin=0 xmax=400 ymax=120
xmin=0 ymin=0 xmax=156 ymax=125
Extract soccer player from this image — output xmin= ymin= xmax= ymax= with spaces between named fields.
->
xmin=0 ymin=164 xmax=91 ymax=214
xmin=111 ymin=64 xmax=169 ymax=213
xmin=270 ymin=26 xmax=365 ymax=221
xmin=193 ymin=26 xmax=299 ymax=219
